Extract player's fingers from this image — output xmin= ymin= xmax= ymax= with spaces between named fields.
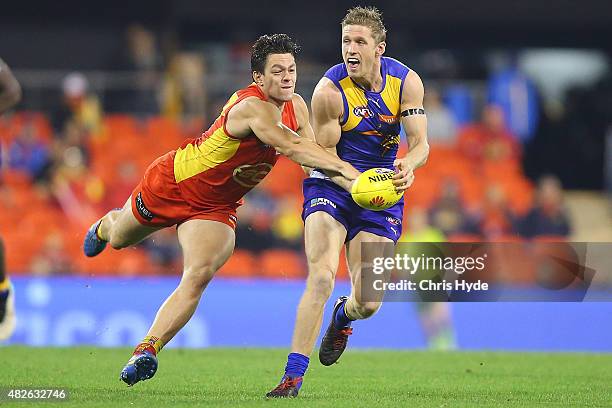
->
xmin=392 ymin=173 xmax=409 ymax=186
xmin=392 ymin=169 xmax=407 ymax=180
xmin=406 ymin=171 xmax=415 ymax=187
xmin=395 ymin=171 xmax=415 ymax=192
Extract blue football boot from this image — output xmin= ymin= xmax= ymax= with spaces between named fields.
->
xmin=83 ymin=220 xmax=107 ymax=257
xmin=120 ymin=352 xmax=158 ymax=386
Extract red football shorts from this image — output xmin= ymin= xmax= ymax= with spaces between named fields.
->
xmin=130 ymin=153 xmax=238 ymax=229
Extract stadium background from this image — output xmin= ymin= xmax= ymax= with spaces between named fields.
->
xmin=1 ymin=0 xmax=612 ymax=351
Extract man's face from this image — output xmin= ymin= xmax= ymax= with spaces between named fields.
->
xmin=258 ymin=53 xmax=296 ymax=103
xmin=342 ymin=25 xmax=384 ymax=79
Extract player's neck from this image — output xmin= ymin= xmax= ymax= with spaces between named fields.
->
xmin=353 ymin=61 xmax=383 ymax=92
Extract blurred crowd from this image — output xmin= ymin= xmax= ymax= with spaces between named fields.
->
xmin=3 ymin=23 xmax=605 ymax=279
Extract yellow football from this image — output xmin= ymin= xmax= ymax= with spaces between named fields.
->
xmin=351 ymin=168 xmax=403 ymax=211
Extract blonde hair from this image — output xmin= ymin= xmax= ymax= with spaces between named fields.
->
xmin=341 ymin=6 xmax=386 ymax=43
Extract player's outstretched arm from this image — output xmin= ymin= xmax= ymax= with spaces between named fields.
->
xmin=393 ymin=70 xmax=429 ymax=192
xmin=0 ymin=58 xmax=22 ymax=113
xmin=241 ymin=97 xmax=359 ymax=184
xmin=292 ymin=92 xmax=356 ymax=192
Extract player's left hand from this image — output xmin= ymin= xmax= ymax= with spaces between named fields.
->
xmin=392 ymin=159 xmax=415 ymax=193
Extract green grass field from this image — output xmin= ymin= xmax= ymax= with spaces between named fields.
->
xmin=0 ymin=347 xmax=610 ymax=407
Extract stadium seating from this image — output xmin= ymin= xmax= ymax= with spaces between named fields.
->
xmin=0 ymin=111 xmax=552 ymax=280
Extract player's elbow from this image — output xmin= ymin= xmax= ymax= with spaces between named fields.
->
xmin=276 ymin=138 xmax=302 ymax=160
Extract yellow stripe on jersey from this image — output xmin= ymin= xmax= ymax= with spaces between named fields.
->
xmin=174 ymin=128 xmax=241 ymax=183
xmin=221 ymin=92 xmax=239 ymax=112
xmin=339 ymin=77 xmax=365 ymax=132
xmin=379 ymin=74 xmax=402 ymax=116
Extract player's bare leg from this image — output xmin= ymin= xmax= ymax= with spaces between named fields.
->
xmin=121 ymin=219 xmax=235 ymax=386
xmin=292 ymin=213 xmax=347 ymax=355
xmin=267 ymin=212 xmax=346 ymax=398
xmin=319 ymin=231 xmax=393 ymax=366
xmin=147 ymin=219 xmax=235 ymax=343
xmin=83 ymin=198 xmax=160 ymax=257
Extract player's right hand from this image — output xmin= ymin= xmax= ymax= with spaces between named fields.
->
xmin=392 ymin=160 xmax=415 ymax=193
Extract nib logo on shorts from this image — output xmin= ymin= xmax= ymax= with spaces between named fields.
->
xmin=310 ymin=197 xmax=337 ymax=208
xmin=135 ymin=192 xmax=155 ymax=221
xmin=369 ymin=196 xmax=386 ymax=207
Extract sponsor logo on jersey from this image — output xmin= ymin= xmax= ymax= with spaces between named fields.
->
xmin=386 ymin=216 xmax=401 ymax=226
xmin=135 ymin=192 xmax=155 ymax=221
xmin=378 ymin=114 xmax=399 ymax=124
xmin=232 ymin=163 xmax=274 ymax=187
xmin=353 ymin=106 xmax=373 ymax=118
xmin=310 ymin=197 xmax=337 ymax=208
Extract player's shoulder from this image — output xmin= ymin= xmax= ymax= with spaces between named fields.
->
xmin=291 ymin=93 xmax=309 ymax=122
xmin=291 ymin=92 xmax=307 ymax=109
xmin=323 ymin=62 xmax=348 ymax=84
xmin=383 ymin=56 xmax=411 ymax=79
xmin=312 ymin=77 xmax=343 ymax=116
xmin=228 ymin=94 xmax=279 ymax=128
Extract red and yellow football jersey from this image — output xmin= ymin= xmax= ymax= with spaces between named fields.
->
xmin=171 ymin=83 xmax=298 ymax=208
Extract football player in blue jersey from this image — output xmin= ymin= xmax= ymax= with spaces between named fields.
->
xmin=267 ymin=6 xmax=429 ymax=398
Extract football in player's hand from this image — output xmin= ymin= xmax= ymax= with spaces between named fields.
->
xmin=351 ymin=168 xmax=403 ymax=211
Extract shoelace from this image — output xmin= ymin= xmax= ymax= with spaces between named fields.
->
xmin=274 ymin=376 xmax=301 ymax=391
xmin=333 ymin=327 xmax=353 ymax=350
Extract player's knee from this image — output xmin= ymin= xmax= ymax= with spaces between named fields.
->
xmin=182 ymin=264 xmax=216 ymax=293
xmin=306 ymin=272 xmax=335 ymax=301
xmin=352 ymin=301 xmax=381 ymax=319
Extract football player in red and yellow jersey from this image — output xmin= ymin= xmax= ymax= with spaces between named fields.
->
xmin=82 ymin=34 xmax=360 ymax=386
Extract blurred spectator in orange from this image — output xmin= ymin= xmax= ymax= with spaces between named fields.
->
xmin=51 ymin=73 xmax=102 ymax=135
xmin=424 ymin=88 xmax=457 ymax=146
xmin=102 ymin=160 xmax=139 ymax=211
xmin=50 ymin=121 xmax=100 ymax=225
xmin=517 ymin=175 xmax=571 ymax=238
xmin=457 ymin=104 xmax=521 ymax=162
xmin=8 ymin=121 xmax=52 ymax=183
xmin=429 ymin=179 xmax=478 ymax=236
xmin=477 ymin=184 xmax=516 ymax=239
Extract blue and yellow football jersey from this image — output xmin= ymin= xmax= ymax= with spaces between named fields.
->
xmin=323 ymin=56 xmax=410 ymax=171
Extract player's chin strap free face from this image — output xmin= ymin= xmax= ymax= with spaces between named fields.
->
xmin=401 ymin=108 xmax=426 ymax=117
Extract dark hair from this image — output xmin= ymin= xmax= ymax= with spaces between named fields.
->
xmin=250 ymin=34 xmax=301 ymax=74
xmin=342 ymin=6 xmax=386 ymax=43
